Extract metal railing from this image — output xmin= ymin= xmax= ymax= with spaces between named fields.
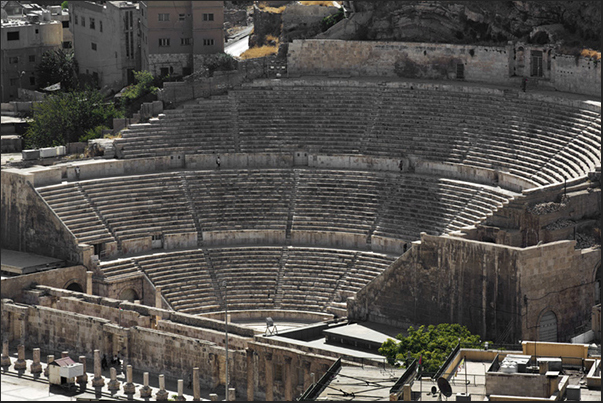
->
xmin=297 ymin=357 xmax=342 ymax=401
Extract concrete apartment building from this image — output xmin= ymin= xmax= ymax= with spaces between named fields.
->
xmin=140 ymin=1 xmax=224 ymax=77
xmin=69 ymin=1 xmax=141 ymax=91
xmin=1 ymin=7 xmax=63 ymax=102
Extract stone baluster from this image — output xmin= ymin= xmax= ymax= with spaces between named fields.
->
xmin=44 ymin=354 xmax=54 ymax=377
xmin=123 ymin=364 xmax=136 ymax=396
xmin=77 ymin=356 xmax=88 ymax=384
xmin=140 ymin=372 xmax=153 ymax=398
xmin=156 ymin=374 xmax=169 ymax=401
xmin=30 ymin=348 xmax=42 ymax=375
xmin=13 ymin=344 xmax=26 ymax=371
xmin=192 ymin=367 xmax=200 ymax=401
xmin=108 ymin=366 xmax=121 ymax=392
xmin=92 ymin=349 xmax=105 ymax=388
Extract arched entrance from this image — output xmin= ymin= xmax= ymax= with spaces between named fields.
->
xmin=65 ymin=282 xmax=84 ymax=292
xmin=119 ymin=288 xmax=139 ymax=302
xmin=539 ymin=311 xmax=557 ymax=342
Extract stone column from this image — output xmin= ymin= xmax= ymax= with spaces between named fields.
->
xmin=86 ymin=271 xmax=94 ymax=295
xmin=246 ymin=349 xmax=254 ymax=401
xmin=1 ymin=340 xmax=11 ymax=368
xmin=92 ymin=349 xmax=105 ymax=388
xmin=264 ymin=353 xmax=273 ymax=401
xmin=284 ymin=356 xmax=293 ymax=401
xmin=176 ymin=379 xmax=186 ymax=401
xmin=61 ymin=351 xmax=69 ymax=358
xmin=108 ymin=367 xmax=121 ymax=392
xmin=228 ymin=387 xmax=236 ymax=401
xmin=14 ymin=344 xmax=26 ymax=371
xmin=156 ymin=374 xmax=169 ymax=401
xmin=76 ymin=356 xmax=88 ymax=384
xmin=209 ymin=394 xmax=219 ymax=401
xmin=30 ymin=348 xmax=42 ymax=375
xmin=302 ymin=361 xmax=312 ymax=391
xmin=18 ymin=315 xmax=26 ymax=344
xmin=140 ymin=372 xmax=153 ymax=398
xmin=123 ymin=364 xmax=136 ymax=396
xmin=44 ymin=354 xmax=54 ymax=377
xmin=155 ymin=286 xmax=163 ymax=324
xmin=193 ymin=367 xmax=201 ymax=401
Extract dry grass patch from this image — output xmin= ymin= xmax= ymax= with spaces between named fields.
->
xmin=239 ymin=45 xmax=279 ymax=59
xmin=257 ymin=2 xmax=286 ymax=13
xmin=581 ymin=49 xmax=601 ymax=60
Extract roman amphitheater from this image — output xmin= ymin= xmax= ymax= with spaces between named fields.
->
xmin=1 ymin=39 xmax=601 ymax=400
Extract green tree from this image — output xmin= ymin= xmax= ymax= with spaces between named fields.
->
xmin=61 ymin=1 xmax=68 ymax=10
xmin=379 ymin=323 xmax=487 ymax=373
xmin=24 ymin=89 xmax=123 ymax=148
xmin=35 ymin=49 xmax=79 ymax=92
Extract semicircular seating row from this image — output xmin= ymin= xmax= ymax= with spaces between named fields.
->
xmin=98 ymin=246 xmax=398 ymax=315
xmin=114 ymin=84 xmax=601 ymax=186
xmin=36 ymin=169 xmax=516 ymax=248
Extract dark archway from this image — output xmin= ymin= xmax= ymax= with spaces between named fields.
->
xmin=119 ymin=288 xmax=139 ymax=302
xmin=538 ymin=311 xmax=558 ymax=342
xmin=66 ymin=282 xmax=84 ymax=292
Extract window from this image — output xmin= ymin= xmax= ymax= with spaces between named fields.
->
xmin=203 ymin=13 xmax=214 ymax=21
xmin=62 ymin=41 xmax=72 ymax=49
xmin=74 ymin=15 xmax=78 ymax=25
xmin=89 ymin=17 xmax=95 ymax=30
xmin=158 ymin=13 xmax=169 ymax=21
xmin=181 ymin=37 xmax=192 ymax=46
xmin=29 ymin=55 xmax=35 ymax=63
xmin=99 ymin=20 xmax=102 ymax=32
xmin=29 ymin=76 xmax=36 ymax=86
xmin=7 ymin=31 xmax=20 ymax=41
xmin=8 ymin=56 xmax=19 ymax=64
xmin=456 ymin=63 xmax=465 ymax=79
xmin=91 ymin=42 xmax=97 ymax=51
xmin=179 ymin=13 xmax=185 ymax=21
xmin=160 ymin=67 xmax=169 ymax=76
xmin=81 ymin=16 xmax=85 ymax=27
xmin=203 ymin=39 xmax=215 ymax=46
xmin=158 ymin=38 xmax=170 ymax=47
xmin=62 ymin=20 xmax=69 ymax=28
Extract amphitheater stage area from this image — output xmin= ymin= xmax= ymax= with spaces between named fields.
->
xmin=1 ymin=249 xmax=65 ymax=275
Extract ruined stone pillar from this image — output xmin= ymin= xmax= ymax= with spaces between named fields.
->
xmin=208 ymin=353 xmax=220 ymax=389
xmin=284 ymin=356 xmax=293 ymax=401
xmin=123 ymin=364 xmax=136 ymax=395
xmin=302 ymin=360 xmax=312 ymax=391
xmin=76 ymin=356 xmax=88 ymax=384
xmin=30 ymin=348 xmax=42 ymax=375
xmin=61 ymin=351 xmax=69 ymax=358
xmin=140 ymin=372 xmax=153 ymax=398
xmin=228 ymin=387 xmax=236 ymax=401
xmin=19 ymin=315 xmax=26 ymax=344
xmin=246 ymin=349 xmax=254 ymax=401
xmin=155 ymin=286 xmax=163 ymax=324
xmin=108 ymin=367 xmax=121 ymax=392
xmin=156 ymin=374 xmax=169 ymax=401
xmin=14 ymin=344 xmax=26 ymax=371
xmin=209 ymin=394 xmax=219 ymax=401
xmin=92 ymin=349 xmax=105 ymax=388
xmin=86 ymin=271 xmax=94 ymax=295
xmin=44 ymin=354 xmax=54 ymax=377
xmin=193 ymin=367 xmax=201 ymax=401
xmin=1 ymin=340 xmax=11 ymax=368
xmin=176 ymin=379 xmax=185 ymax=401
xmin=265 ymin=353 xmax=273 ymax=401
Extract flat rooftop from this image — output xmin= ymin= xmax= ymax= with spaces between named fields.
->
xmin=1 ymin=249 xmax=65 ymax=275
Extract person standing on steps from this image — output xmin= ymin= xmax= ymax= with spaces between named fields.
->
xmin=521 ymin=78 xmax=528 ymax=92
xmin=216 ymin=155 xmax=221 ymax=169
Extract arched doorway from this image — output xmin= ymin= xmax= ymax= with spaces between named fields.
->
xmin=119 ymin=288 xmax=139 ymax=302
xmin=539 ymin=311 xmax=557 ymax=342
xmin=65 ymin=282 xmax=84 ymax=292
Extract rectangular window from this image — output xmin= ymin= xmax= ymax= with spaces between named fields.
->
xmin=181 ymin=37 xmax=192 ymax=46
xmin=29 ymin=76 xmax=36 ymax=86
xmin=203 ymin=38 xmax=215 ymax=46
xmin=203 ymin=13 xmax=214 ymax=21
xmin=8 ymin=56 xmax=19 ymax=64
xmin=158 ymin=13 xmax=169 ymax=21
xmin=81 ymin=16 xmax=85 ymax=27
xmin=179 ymin=13 xmax=185 ymax=21
xmin=62 ymin=20 xmax=69 ymax=28
xmin=158 ymin=38 xmax=170 ymax=47
xmin=126 ymin=33 xmax=130 ymax=58
xmin=89 ymin=17 xmax=95 ymax=29
xmin=91 ymin=42 xmax=97 ymax=51
xmin=75 ymin=15 xmax=78 ymax=25
xmin=7 ymin=31 xmax=20 ymax=41
xmin=29 ymin=55 xmax=35 ymax=63
xmin=62 ymin=41 xmax=72 ymax=49
xmin=99 ymin=20 xmax=103 ymax=32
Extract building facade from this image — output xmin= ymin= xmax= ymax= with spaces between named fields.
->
xmin=140 ymin=1 xmax=224 ymax=77
xmin=1 ymin=13 xmax=63 ymax=102
xmin=69 ymin=1 xmax=141 ymax=91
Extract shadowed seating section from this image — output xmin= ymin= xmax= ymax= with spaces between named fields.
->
xmin=97 ymin=247 xmax=397 ymax=314
xmin=77 ymin=173 xmax=197 ymax=242
xmin=114 ymin=81 xmax=601 ymax=186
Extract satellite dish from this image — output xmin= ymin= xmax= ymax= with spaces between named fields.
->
xmin=437 ymin=377 xmax=453 ymax=398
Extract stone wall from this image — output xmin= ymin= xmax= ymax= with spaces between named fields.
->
xmin=0 ymin=265 xmax=86 ymax=301
xmin=348 ymin=234 xmax=599 ymax=343
xmin=287 ymin=39 xmax=601 ymax=97
xmin=1 ymin=170 xmax=80 ymax=263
